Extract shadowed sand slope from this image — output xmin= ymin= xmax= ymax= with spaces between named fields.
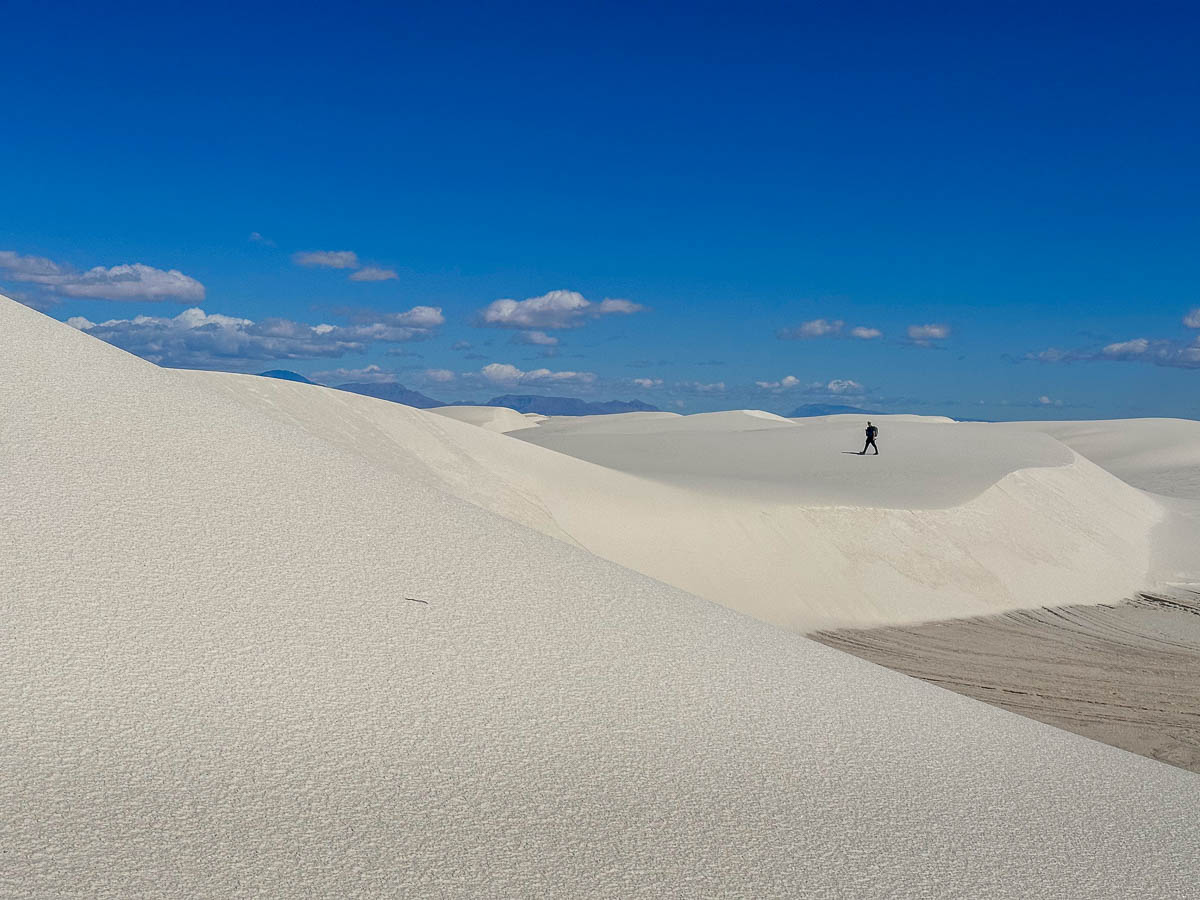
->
xmin=5 ymin=295 xmax=1200 ymax=896
xmin=812 ymin=590 xmax=1200 ymax=773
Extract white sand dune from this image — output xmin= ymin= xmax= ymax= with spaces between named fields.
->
xmin=791 ymin=412 xmax=958 ymax=425
xmin=997 ymin=418 xmax=1200 ymax=500
xmin=426 ymin=404 xmax=542 ymax=433
xmin=994 ymin=418 xmax=1200 ymax=586
xmin=515 ymin=413 xmax=1075 ymax=507
xmin=4 ymin=296 xmax=1200 ymax=897
xmin=502 ymin=411 xmax=1172 ymax=629
xmin=181 ymin=376 xmax=1169 ymax=631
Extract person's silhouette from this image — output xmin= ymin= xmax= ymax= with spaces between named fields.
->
xmin=859 ymin=421 xmax=879 ymax=455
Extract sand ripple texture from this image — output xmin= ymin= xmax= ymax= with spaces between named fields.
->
xmin=814 ymin=589 xmax=1200 ymax=773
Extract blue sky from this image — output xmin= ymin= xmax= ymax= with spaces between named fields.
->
xmin=3 ymin=0 xmax=1198 ymax=418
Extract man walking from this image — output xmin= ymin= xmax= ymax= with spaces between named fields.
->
xmin=860 ymin=421 xmax=879 ymax=455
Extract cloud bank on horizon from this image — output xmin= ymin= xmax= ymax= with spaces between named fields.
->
xmin=64 ymin=304 xmax=444 ymax=368
xmin=0 ymin=250 xmax=204 ymax=303
xmin=1026 ymin=311 xmax=1200 ymax=371
xmin=4 ymin=238 xmax=1197 ymax=418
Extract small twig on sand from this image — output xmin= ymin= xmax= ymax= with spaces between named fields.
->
xmin=407 ymin=597 xmax=428 ymax=605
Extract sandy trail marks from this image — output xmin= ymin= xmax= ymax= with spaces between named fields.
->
xmin=812 ymin=590 xmax=1200 ymax=773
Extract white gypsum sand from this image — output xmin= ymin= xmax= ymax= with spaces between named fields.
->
xmin=426 ymin=404 xmax=543 ymax=433
xmin=812 ymin=590 xmax=1200 ymax=773
xmin=3 ymin=295 xmax=1199 ymax=897
xmin=994 ymin=418 xmax=1200 ymax=585
xmin=503 ymin=411 xmax=1182 ymax=629
xmin=996 ymin=417 xmax=1200 ymax=500
xmin=177 ymin=381 xmax=1181 ymax=631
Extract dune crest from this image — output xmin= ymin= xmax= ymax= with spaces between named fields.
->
xmin=998 ymin=418 xmax=1200 ymax=500
xmin=427 ymin=404 xmax=542 ymax=433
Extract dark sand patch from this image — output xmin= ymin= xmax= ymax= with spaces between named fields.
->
xmin=811 ymin=590 xmax=1200 ymax=773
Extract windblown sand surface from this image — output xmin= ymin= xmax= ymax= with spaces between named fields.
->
xmin=4 ymin=294 xmax=1200 ymax=896
xmin=802 ymin=419 xmax=1200 ymax=773
xmin=515 ymin=410 xmax=1075 ymax=507
xmin=505 ymin=409 xmax=1198 ymax=630
xmin=812 ymin=590 xmax=1200 ymax=773
xmin=997 ymin=418 xmax=1200 ymax=500
xmin=426 ymin=403 xmax=543 ymax=432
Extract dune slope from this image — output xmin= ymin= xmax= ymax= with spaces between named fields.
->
xmin=506 ymin=411 xmax=1164 ymax=629
xmin=426 ymin=404 xmax=542 ymax=433
xmin=184 ymin=374 xmax=1168 ymax=630
xmin=4 ymin=296 xmax=1199 ymax=897
xmin=997 ymin=418 xmax=1200 ymax=500
xmin=514 ymin=413 xmax=1073 ymax=507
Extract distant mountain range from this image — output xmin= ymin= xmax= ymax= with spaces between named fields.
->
xmin=334 ymin=381 xmax=446 ymax=409
xmin=788 ymin=403 xmax=881 ymax=417
xmin=257 ymin=369 xmax=317 ymax=384
xmin=255 ymin=371 xmax=660 ymax=416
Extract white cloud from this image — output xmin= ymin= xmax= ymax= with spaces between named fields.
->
xmin=424 ymin=368 xmax=456 ymax=383
xmin=779 ymin=318 xmax=843 ymax=339
xmin=1029 ymin=335 xmax=1200 ymax=369
xmin=0 ymin=250 xmax=64 ymax=278
xmin=478 ymin=289 xmax=645 ymax=330
xmin=1184 ymin=308 xmax=1200 ymax=329
xmin=1 ymin=250 xmax=205 ymax=302
xmin=907 ymin=323 xmax=951 ymax=344
xmin=1098 ymin=337 xmax=1200 ymax=367
xmin=1037 ymin=395 xmax=1062 ymax=407
xmin=64 ymin=303 xmax=441 ymax=369
xmin=311 ymin=364 xmax=398 ymax=384
xmin=65 ymin=307 xmax=353 ymax=367
xmin=1101 ymin=338 xmax=1150 ymax=358
xmin=480 ymin=363 xmax=523 ymax=383
xmin=63 ymin=264 xmax=206 ymax=301
xmin=779 ymin=318 xmax=883 ymax=341
xmin=292 ymin=250 xmax=403 ymax=283
xmin=451 ymin=340 xmax=473 ymax=351
xmin=755 ymin=374 xmax=802 ymax=390
xmin=803 ymin=379 xmax=864 ymax=395
xmin=388 ymin=305 xmax=444 ymax=328
xmin=248 ymin=232 xmax=276 ymax=247
xmin=676 ymin=380 xmax=726 ymax=394
xmin=1028 ymin=347 xmax=1069 ymax=362
xmin=631 ymin=377 xmax=664 ymax=389
xmin=513 ymin=329 xmax=559 ymax=346
xmin=480 ymin=291 xmax=587 ymax=329
xmin=596 ymin=298 xmax=642 ymax=315
xmin=293 ymin=250 xmax=361 ymax=269
xmin=349 ymin=266 xmax=399 ymax=282
xmin=328 ymin=305 xmax=444 ymax=342
xmin=480 ymin=362 xmax=597 ymax=385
